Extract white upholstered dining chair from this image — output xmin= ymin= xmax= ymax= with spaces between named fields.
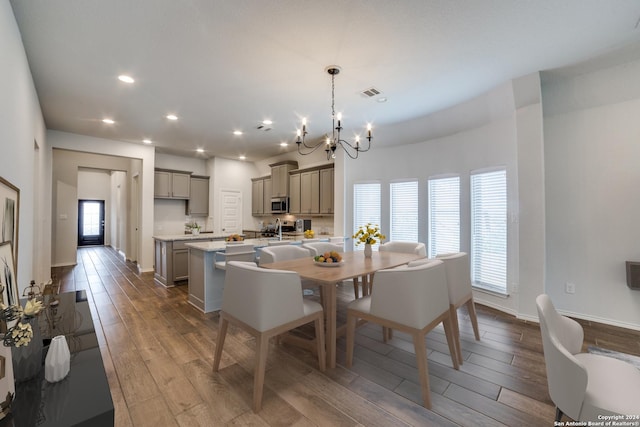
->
xmin=301 ymin=242 xmax=343 ymax=257
xmin=536 ymin=294 xmax=640 ymax=422
xmin=213 ymin=261 xmax=325 ymax=412
xmin=213 ymin=243 xmax=255 ymax=270
xmin=345 ymin=260 xmax=460 ymax=409
xmin=259 ymin=245 xmax=319 ymax=296
xmin=378 ymin=241 xmax=427 ymax=257
xmin=357 ymin=240 xmax=427 ymax=299
xmin=410 ymin=252 xmax=480 ymax=364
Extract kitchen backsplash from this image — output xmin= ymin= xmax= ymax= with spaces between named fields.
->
xmin=154 ymin=199 xmax=209 ymax=235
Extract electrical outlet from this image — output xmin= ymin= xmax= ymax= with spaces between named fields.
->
xmin=565 ymin=282 xmax=576 ymax=294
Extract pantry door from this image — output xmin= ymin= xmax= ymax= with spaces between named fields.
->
xmin=219 ymin=190 xmax=242 ymax=235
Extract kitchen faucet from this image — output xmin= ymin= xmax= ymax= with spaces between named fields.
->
xmin=275 ymin=218 xmax=282 ymax=241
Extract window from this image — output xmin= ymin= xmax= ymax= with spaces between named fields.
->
xmin=353 ymin=182 xmax=381 ymax=250
xmin=471 ymin=169 xmax=507 ymax=294
xmin=428 ymin=176 xmax=460 ymax=257
xmin=390 ymin=180 xmax=418 ymax=242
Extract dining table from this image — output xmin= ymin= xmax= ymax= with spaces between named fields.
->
xmin=261 ymin=250 xmax=425 ymax=368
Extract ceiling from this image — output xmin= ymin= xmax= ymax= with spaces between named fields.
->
xmin=10 ymin=0 xmax=640 ymax=162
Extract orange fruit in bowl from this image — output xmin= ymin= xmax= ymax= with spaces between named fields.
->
xmin=326 ymin=258 xmax=334 ymax=263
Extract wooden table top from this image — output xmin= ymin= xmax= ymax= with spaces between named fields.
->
xmin=260 ymin=251 xmax=424 ymax=283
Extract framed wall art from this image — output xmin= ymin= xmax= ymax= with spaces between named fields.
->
xmin=0 ymin=177 xmax=19 ymax=306
xmin=0 ymin=242 xmax=18 ymax=307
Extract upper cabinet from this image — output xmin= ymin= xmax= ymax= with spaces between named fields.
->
xmin=154 ymin=169 xmax=191 ymax=199
xmin=188 ymin=175 xmax=209 ymax=216
xmin=289 ymin=173 xmax=301 ymax=214
xmin=251 ymin=176 xmax=272 ymax=216
xmin=300 ymin=170 xmax=320 ymax=214
xmin=288 ymin=164 xmax=334 ymax=216
xmin=320 ymin=167 xmax=334 ymax=214
xmin=270 ymin=161 xmax=298 ymax=198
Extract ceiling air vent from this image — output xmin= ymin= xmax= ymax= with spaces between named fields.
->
xmin=256 ymin=124 xmax=272 ymax=131
xmin=361 ymin=87 xmax=381 ymax=98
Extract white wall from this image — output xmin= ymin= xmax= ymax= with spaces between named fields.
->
xmin=0 ymin=0 xmax=49 ymax=403
xmin=543 ymin=60 xmax=640 ymax=329
xmin=344 ymin=78 xmax=546 ymax=320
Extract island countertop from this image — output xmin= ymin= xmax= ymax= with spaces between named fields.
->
xmin=185 ymin=238 xmax=279 ymax=252
xmin=153 ymin=233 xmax=231 ymax=242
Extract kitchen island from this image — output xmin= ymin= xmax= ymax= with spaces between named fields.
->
xmin=153 ymin=233 xmax=231 ymax=287
xmin=185 ymin=238 xmax=278 ymax=313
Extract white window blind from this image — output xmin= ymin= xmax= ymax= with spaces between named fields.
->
xmin=428 ymin=176 xmax=460 ymax=257
xmin=471 ymin=169 xmax=507 ymax=293
xmin=353 ymin=182 xmax=381 ymax=251
xmin=390 ymin=181 xmax=418 ymax=242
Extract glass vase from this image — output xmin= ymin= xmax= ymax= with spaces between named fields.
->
xmin=11 ymin=316 xmax=43 ymax=383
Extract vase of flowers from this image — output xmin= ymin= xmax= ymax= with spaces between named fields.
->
xmin=185 ymin=222 xmax=201 ymax=235
xmin=3 ymin=289 xmax=45 ymax=382
xmin=352 ymin=223 xmax=385 ymax=258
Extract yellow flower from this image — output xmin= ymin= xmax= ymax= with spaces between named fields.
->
xmin=352 ymin=223 xmax=385 ymax=246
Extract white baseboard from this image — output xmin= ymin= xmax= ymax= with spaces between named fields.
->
xmin=556 ymin=309 xmax=640 ymax=332
xmin=51 ymin=262 xmax=77 ymax=268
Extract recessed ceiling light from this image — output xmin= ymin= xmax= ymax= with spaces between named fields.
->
xmin=239 ymin=155 xmax=246 ymax=160
xmin=118 ymin=75 xmax=135 ymax=84
xmin=233 ymin=130 xmax=243 ymax=136
xmin=280 ymin=142 xmax=288 ymax=147
xmin=143 ymin=139 xmax=152 ymax=144
xmin=196 ymin=148 xmax=204 ymax=153
xmin=102 ymin=118 xmax=115 ymax=124
xmin=377 ymin=97 xmax=388 ymax=103
xmin=262 ymin=120 xmax=273 ymax=125
xmin=166 ymin=114 xmax=178 ymax=121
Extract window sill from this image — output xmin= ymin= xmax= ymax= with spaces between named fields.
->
xmin=472 ymin=284 xmax=509 ymax=299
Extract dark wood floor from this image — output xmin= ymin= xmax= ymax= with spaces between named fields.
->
xmin=53 ymin=246 xmax=640 ymax=426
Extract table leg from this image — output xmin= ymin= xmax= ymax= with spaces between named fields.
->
xmin=323 ymin=281 xmax=337 ymax=368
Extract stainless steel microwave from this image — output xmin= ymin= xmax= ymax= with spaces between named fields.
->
xmin=271 ymin=197 xmax=289 ymax=213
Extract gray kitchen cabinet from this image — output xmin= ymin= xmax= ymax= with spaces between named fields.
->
xmin=173 ymin=248 xmax=189 ymax=281
xmin=154 ymin=169 xmax=191 ymax=199
xmin=270 ymin=161 xmax=297 ymax=197
xmin=263 ymin=178 xmax=272 ymax=214
xmin=251 ymin=178 xmax=264 ymax=215
xmin=154 ymin=237 xmax=224 ymax=287
xmin=188 ymin=175 xmax=209 ymax=215
xmin=289 ymin=173 xmax=301 ymax=214
xmin=320 ymin=167 xmax=334 ymax=214
xmin=300 ymin=170 xmax=320 ymax=214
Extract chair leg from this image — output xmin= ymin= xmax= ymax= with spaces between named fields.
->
xmin=555 ymin=407 xmax=564 ymax=422
xmin=412 ymin=331 xmax=432 ymax=409
xmin=466 ymin=298 xmax=481 ymax=341
xmin=449 ymin=305 xmax=463 ymax=366
xmin=345 ymin=312 xmax=357 ymax=368
xmin=253 ymin=333 xmax=270 ymax=412
xmin=442 ymin=315 xmax=460 ymax=370
xmin=314 ymin=315 xmax=326 ymax=372
xmin=212 ymin=317 xmax=229 ymax=372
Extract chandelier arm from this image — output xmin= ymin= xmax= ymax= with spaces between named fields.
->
xmin=296 ymin=140 xmax=329 ymax=155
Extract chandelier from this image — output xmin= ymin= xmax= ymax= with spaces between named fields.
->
xmin=296 ymin=66 xmax=373 ymax=160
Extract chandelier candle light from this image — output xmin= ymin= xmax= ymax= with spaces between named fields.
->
xmin=296 ymin=66 xmax=373 ymax=160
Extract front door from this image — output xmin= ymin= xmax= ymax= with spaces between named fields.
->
xmin=78 ymin=200 xmax=105 ymax=246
